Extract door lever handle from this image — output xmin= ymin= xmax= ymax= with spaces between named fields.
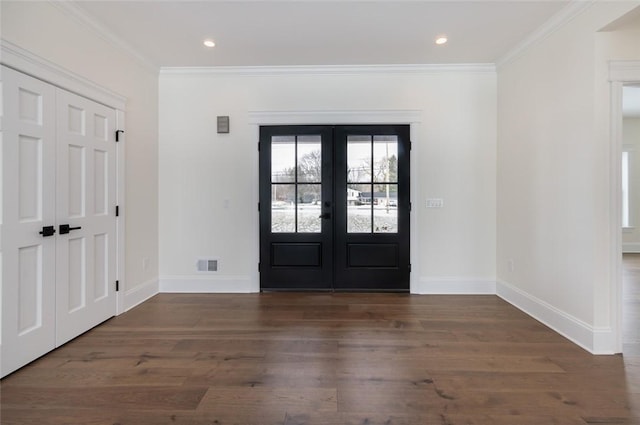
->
xmin=39 ymin=226 xmax=56 ymax=237
xmin=59 ymin=224 xmax=82 ymax=235
xmin=319 ymin=213 xmax=331 ymax=219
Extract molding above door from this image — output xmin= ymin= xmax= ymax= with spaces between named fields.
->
xmin=248 ymin=110 xmax=422 ymax=125
xmin=609 ymin=60 xmax=640 ymax=82
xmin=0 ymin=39 xmax=126 ymax=110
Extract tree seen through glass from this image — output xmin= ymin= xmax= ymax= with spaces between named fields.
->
xmin=271 ymin=135 xmax=399 ymax=233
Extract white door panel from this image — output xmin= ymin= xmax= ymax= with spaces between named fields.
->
xmin=1 ymin=66 xmax=56 ymax=377
xmin=1 ymin=67 xmax=118 ymax=377
xmin=55 ymin=89 xmax=116 ymax=346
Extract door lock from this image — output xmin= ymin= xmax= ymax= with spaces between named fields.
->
xmin=59 ymin=224 xmax=82 ymax=234
xmin=319 ymin=213 xmax=331 ymax=219
xmin=39 ymin=226 xmax=56 ymax=237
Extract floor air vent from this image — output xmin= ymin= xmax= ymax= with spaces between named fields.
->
xmin=197 ymin=259 xmax=218 ymax=272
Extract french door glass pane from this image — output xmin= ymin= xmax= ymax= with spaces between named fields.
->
xmin=298 ymin=184 xmax=321 ymax=233
xmin=271 ymin=136 xmax=295 ymax=182
xmin=347 ymin=184 xmax=371 ymax=233
xmin=347 ymin=135 xmax=372 ymax=183
xmin=272 ymin=184 xmax=295 ymax=232
xmin=373 ymin=136 xmax=398 ymax=183
xmin=373 ymin=184 xmax=398 ymax=233
xmin=297 ymin=135 xmax=322 ymax=183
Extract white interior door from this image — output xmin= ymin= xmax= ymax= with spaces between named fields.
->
xmin=1 ymin=66 xmax=57 ymax=376
xmin=55 ymin=89 xmax=117 ymax=346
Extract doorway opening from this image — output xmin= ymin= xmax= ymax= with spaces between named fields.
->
xmin=621 ymin=83 xmax=640 ymax=355
xmin=259 ymin=125 xmax=411 ymax=291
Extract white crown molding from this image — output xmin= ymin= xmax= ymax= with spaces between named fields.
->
xmin=1 ymin=39 xmax=126 ymax=110
xmin=496 ymin=0 xmax=595 ymax=69
xmin=48 ymin=0 xmax=158 ymax=73
xmin=160 ymin=63 xmax=496 ymax=76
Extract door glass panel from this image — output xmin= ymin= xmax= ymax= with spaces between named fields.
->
xmin=373 ymin=184 xmax=398 ymax=233
xmin=347 ymin=184 xmax=371 ymax=233
xmin=373 ymin=136 xmax=398 ymax=183
xmin=271 ymin=136 xmax=295 ymax=182
xmin=297 ymin=135 xmax=322 ymax=183
xmin=298 ymin=184 xmax=321 ymax=233
xmin=272 ymin=184 xmax=295 ymax=232
xmin=347 ymin=135 xmax=372 ymax=183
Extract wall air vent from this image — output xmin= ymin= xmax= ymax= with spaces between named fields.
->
xmin=197 ymin=259 xmax=218 ymax=272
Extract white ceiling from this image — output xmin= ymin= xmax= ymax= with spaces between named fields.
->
xmin=70 ymin=0 xmax=572 ymax=68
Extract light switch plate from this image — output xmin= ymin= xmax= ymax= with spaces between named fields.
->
xmin=426 ymin=198 xmax=444 ymax=208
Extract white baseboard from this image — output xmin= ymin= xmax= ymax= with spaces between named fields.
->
xmin=159 ymin=275 xmax=256 ymax=293
xmin=413 ymin=277 xmax=496 ymax=294
xmin=496 ymin=280 xmax=616 ymax=354
xmin=622 ymin=242 xmax=640 ymax=253
xmin=122 ymin=278 xmax=159 ymax=313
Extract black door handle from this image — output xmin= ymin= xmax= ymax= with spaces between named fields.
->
xmin=319 ymin=213 xmax=331 ymax=219
xmin=39 ymin=226 xmax=56 ymax=237
xmin=59 ymin=224 xmax=82 ymax=234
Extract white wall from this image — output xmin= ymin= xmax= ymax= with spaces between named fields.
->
xmin=622 ymin=118 xmax=640 ymax=252
xmin=159 ymin=68 xmax=497 ymax=293
xmin=497 ymin=2 xmax=639 ymax=353
xmin=1 ymin=1 xmax=160 ymax=308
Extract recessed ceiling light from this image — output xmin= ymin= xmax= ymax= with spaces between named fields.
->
xmin=435 ymin=36 xmax=448 ymax=45
xmin=203 ymin=39 xmax=216 ymax=48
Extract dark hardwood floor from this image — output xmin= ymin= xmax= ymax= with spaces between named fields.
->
xmin=1 ymin=277 xmax=639 ymax=424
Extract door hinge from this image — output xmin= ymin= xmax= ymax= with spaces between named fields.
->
xmin=409 ymin=202 xmax=412 ymax=212
xmin=258 ymin=262 xmax=261 ymax=271
xmin=115 ymin=205 xmax=120 ymax=217
xmin=258 ymin=202 xmax=260 ymax=212
xmin=409 ymin=264 xmax=412 ymax=272
xmin=115 ymin=280 xmax=120 ymax=292
xmin=115 ymin=130 xmax=125 ymax=142
xmin=258 ymin=142 xmax=260 ymax=151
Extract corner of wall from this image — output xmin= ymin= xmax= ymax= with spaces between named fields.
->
xmin=496 ymin=279 xmax=616 ymax=354
xmin=120 ymin=278 xmax=159 ymax=313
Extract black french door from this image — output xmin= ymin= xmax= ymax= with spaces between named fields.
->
xmin=259 ymin=125 xmax=410 ymax=291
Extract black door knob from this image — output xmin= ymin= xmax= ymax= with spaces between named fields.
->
xmin=319 ymin=213 xmax=331 ymax=219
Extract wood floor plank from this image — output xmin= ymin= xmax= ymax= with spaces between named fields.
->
xmin=0 ymin=408 xmax=287 ymax=425
xmin=284 ymin=412 xmax=590 ymax=425
xmin=196 ymin=387 xmax=337 ymax=415
xmin=1 ymin=386 xmax=208 ymax=410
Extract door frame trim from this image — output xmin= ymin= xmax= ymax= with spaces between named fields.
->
xmin=249 ymin=110 xmax=422 ymax=293
xmin=609 ymin=60 xmax=640 ymax=354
